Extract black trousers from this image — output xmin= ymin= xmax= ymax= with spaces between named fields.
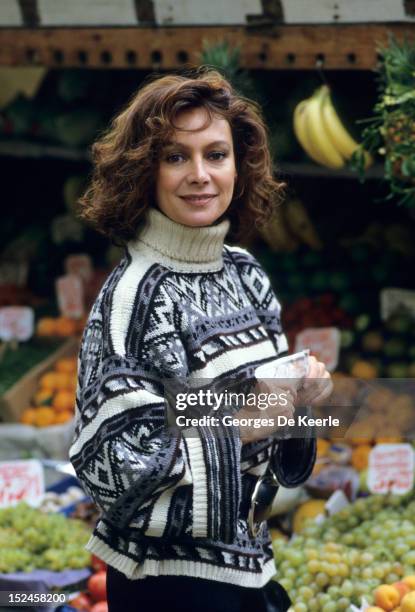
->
xmin=107 ymin=566 xmax=291 ymax=612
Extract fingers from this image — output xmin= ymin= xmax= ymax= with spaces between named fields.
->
xmin=310 ymin=373 xmax=334 ymax=406
xmin=306 ymin=356 xmax=326 ymax=379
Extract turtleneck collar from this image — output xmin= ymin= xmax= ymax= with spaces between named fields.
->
xmin=128 ymin=207 xmax=231 ymax=273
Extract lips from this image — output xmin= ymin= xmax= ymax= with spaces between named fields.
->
xmin=180 ymin=195 xmax=217 ymax=205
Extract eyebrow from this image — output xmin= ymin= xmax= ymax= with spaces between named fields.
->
xmin=162 ymin=140 xmax=231 ymax=149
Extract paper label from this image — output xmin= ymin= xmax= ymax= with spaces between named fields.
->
xmin=0 ymin=460 xmax=44 ymax=508
xmin=368 ymin=444 xmax=414 ymax=495
xmin=65 ymin=254 xmax=93 ymax=282
xmin=0 ymin=306 xmax=34 ymax=341
xmin=295 ymin=327 xmax=340 ymax=372
xmin=56 ymin=275 xmax=84 ymax=318
xmin=381 ymin=288 xmax=415 ymax=320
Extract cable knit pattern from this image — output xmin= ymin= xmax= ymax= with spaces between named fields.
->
xmin=69 ymin=207 xmax=306 ymax=588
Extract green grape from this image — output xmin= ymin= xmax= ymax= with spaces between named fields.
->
xmin=0 ymin=502 xmax=91 ymax=573
xmin=307 ymin=598 xmax=319 ymax=611
xmin=403 ymin=551 xmax=415 ymax=565
xmin=321 ymin=602 xmax=336 ymax=612
xmin=339 ymin=580 xmax=354 ymax=598
xmin=315 ymin=572 xmax=329 ymax=587
xmin=307 ymin=559 xmax=320 ymax=574
xmin=298 ymin=586 xmax=314 ymax=601
xmin=337 ymin=597 xmax=350 ymax=610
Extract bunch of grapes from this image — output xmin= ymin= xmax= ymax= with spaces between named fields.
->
xmin=0 ymin=503 xmax=91 ymax=573
xmin=273 ymin=492 xmax=415 ymax=611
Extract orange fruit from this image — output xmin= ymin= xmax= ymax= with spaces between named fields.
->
xmin=54 ymin=372 xmax=73 ymax=390
xmin=55 ymin=357 xmax=77 ymax=374
xmin=39 ymin=372 xmax=59 ymax=391
xmin=33 ymin=389 xmax=54 ymax=406
xmin=316 ymin=439 xmax=330 ymax=458
xmin=350 ymin=360 xmax=378 ymax=379
xmin=54 ymin=410 xmax=74 ymax=424
xmin=36 ymin=317 xmax=57 ymax=337
xmin=33 ymin=407 xmax=56 ymax=427
xmin=351 ymin=444 xmax=372 ymax=471
xmin=55 ymin=317 xmax=78 ymax=337
xmin=20 ymin=408 xmax=37 ymax=425
xmin=53 ymin=390 xmax=75 ymax=412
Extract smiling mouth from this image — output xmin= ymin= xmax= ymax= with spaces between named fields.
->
xmin=180 ymin=195 xmax=217 ymax=205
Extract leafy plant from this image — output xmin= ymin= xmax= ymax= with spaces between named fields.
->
xmin=198 ymin=39 xmax=263 ymax=104
xmin=352 ymin=35 xmax=415 ymax=207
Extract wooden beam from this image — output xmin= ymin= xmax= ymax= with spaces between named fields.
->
xmin=0 ymin=24 xmax=414 ymax=70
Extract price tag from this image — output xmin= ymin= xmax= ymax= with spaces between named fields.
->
xmin=0 ymin=460 xmax=44 ymax=508
xmin=381 ymin=288 xmax=415 ymax=320
xmin=65 ymin=254 xmax=93 ymax=283
xmin=0 ymin=306 xmax=34 ymax=341
xmin=294 ymin=327 xmax=340 ymax=372
xmin=56 ymin=274 xmax=84 ymax=318
xmin=368 ymin=444 xmax=414 ymax=495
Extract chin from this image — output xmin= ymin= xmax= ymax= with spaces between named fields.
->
xmin=176 ymin=209 xmax=224 ymax=227
xmin=181 ymin=215 xmax=219 ymax=227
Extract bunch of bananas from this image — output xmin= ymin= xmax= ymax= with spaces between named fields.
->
xmin=293 ymin=85 xmax=372 ymax=170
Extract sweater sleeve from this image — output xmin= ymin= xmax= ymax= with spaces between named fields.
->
xmin=69 ymin=278 xmax=206 ymax=536
xmin=229 ymin=247 xmax=316 ymax=486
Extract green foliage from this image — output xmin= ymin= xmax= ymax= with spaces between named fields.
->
xmin=198 ymin=39 xmax=263 ymax=104
xmin=353 ymin=34 xmax=415 ymax=207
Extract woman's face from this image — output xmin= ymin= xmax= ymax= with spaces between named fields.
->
xmin=155 ymin=107 xmax=237 ymax=227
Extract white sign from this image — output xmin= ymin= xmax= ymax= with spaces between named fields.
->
xmin=368 ymin=444 xmax=414 ymax=495
xmin=0 ymin=306 xmax=34 ymax=342
xmin=381 ymin=288 xmax=415 ymax=321
xmin=154 ymin=0 xmax=262 ymax=25
xmin=0 ymin=460 xmax=44 ymax=508
xmin=295 ymin=327 xmax=340 ymax=372
xmin=56 ymin=275 xmax=84 ymax=319
xmin=38 ymin=0 xmax=137 ymax=26
xmin=281 ymin=0 xmax=407 ymax=24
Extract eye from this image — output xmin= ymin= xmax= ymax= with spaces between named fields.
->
xmin=208 ymin=151 xmax=227 ymax=161
xmin=165 ymin=153 xmax=185 ymax=163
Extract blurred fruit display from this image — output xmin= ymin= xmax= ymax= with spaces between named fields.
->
xmin=0 ymin=502 xmax=91 ymax=572
xmin=272 ymin=492 xmax=415 ymax=610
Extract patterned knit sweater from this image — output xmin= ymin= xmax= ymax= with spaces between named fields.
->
xmin=69 ymin=207 xmax=315 ymax=588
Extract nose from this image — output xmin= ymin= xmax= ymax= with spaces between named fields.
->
xmin=186 ymin=158 xmax=210 ymax=184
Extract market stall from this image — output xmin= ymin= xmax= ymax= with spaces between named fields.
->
xmin=1 ymin=2 xmax=415 ymax=611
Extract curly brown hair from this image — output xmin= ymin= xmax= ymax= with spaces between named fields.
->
xmin=79 ymin=67 xmax=284 ymax=244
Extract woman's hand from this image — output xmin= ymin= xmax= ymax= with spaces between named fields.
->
xmin=238 ymin=379 xmax=297 ymax=445
xmin=296 ymin=356 xmax=333 ymax=407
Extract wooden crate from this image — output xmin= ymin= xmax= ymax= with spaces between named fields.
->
xmin=0 ymin=337 xmax=79 ymax=423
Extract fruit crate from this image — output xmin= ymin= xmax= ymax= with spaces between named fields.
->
xmin=0 ymin=337 xmax=78 ymax=423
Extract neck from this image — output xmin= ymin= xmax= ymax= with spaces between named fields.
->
xmin=128 ymin=207 xmax=231 ymax=272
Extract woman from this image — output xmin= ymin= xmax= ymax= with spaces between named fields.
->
xmin=69 ymin=68 xmax=332 ymax=612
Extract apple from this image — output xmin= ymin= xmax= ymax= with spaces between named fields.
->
xmin=402 ymin=591 xmax=415 ymax=612
xmin=394 ymin=582 xmax=412 ymax=600
xmin=91 ymin=554 xmax=107 ymax=572
xmin=403 ymin=576 xmax=415 ymax=591
xmin=374 ymin=584 xmax=401 ymax=611
xmin=90 ymin=602 xmax=108 ymax=612
xmin=68 ymin=593 xmax=92 ymax=612
xmin=88 ymin=571 xmax=107 ymax=603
